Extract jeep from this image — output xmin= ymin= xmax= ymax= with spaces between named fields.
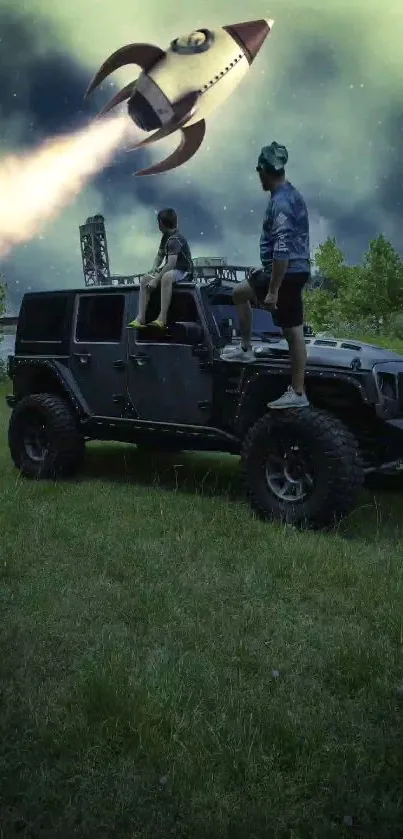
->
xmin=6 ymin=277 xmax=403 ymax=528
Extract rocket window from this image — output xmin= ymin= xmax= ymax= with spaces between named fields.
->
xmin=171 ymin=29 xmax=214 ymax=54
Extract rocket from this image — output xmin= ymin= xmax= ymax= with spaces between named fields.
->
xmin=84 ymin=19 xmax=274 ymax=176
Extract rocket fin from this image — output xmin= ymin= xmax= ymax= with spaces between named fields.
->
xmin=134 ymin=119 xmax=206 ymax=176
xmin=127 ymin=124 xmax=178 ymax=150
xmin=84 ymin=43 xmax=166 ymax=97
xmin=96 ymin=81 xmax=137 ymax=118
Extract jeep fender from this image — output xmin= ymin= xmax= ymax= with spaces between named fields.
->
xmin=233 ymin=369 xmax=371 ymax=437
xmin=11 ymin=358 xmax=91 ymax=418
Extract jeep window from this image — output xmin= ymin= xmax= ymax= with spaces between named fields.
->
xmin=75 ymin=294 xmax=125 ymax=343
xmin=18 ymin=294 xmax=69 ymax=342
xmin=137 ymin=290 xmax=202 ymax=344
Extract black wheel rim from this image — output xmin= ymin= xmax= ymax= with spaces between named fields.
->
xmin=22 ymin=415 xmax=49 ymax=463
xmin=265 ymin=431 xmax=315 ymax=503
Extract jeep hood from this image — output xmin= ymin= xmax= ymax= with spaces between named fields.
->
xmin=249 ymin=336 xmax=403 ymax=371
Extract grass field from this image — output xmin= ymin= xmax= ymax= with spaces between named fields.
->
xmin=1 ymin=386 xmax=403 ymax=838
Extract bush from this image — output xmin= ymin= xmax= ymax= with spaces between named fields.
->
xmin=389 ymin=312 xmax=403 ymax=340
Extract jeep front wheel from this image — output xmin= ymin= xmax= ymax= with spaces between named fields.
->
xmin=8 ymin=393 xmax=85 ymax=479
xmin=241 ymin=409 xmax=363 ymax=528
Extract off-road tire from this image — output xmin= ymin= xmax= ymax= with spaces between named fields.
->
xmin=8 ymin=393 xmax=85 ymax=479
xmin=241 ymin=408 xmax=364 ymax=528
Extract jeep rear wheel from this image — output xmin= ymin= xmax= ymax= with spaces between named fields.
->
xmin=8 ymin=393 xmax=85 ymax=479
xmin=241 ymin=409 xmax=364 ymax=528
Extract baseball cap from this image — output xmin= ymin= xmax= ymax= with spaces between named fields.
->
xmin=257 ymin=141 xmax=288 ymax=171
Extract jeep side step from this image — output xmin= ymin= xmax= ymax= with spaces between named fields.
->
xmin=82 ymin=416 xmax=239 ymax=448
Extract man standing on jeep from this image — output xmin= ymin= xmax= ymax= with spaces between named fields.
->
xmin=223 ymin=142 xmax=310 ymax=409
xmin=129 ymin=207 xmax=193 ymax=329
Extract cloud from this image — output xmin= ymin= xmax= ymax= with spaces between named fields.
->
xmin=377 ymin=108 xmax=403 ymax=212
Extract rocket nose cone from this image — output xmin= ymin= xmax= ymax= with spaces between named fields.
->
xmin=223 ymin=18 xmax=272 ymax=64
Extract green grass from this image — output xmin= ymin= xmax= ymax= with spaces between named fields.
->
xmin=1 ymin=389 xmax=403 ymax=838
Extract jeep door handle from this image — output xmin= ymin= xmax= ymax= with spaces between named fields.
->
xmin=73 ymin=352 xmax=91 ymax=367
xmin=129 ymin=352 xmax=149 ymax=367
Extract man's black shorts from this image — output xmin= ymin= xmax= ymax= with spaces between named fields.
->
xmin=248 ymin=269 xmax=310 ymax=329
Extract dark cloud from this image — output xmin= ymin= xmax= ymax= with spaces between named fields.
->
xmin=377 ymin=106 xmax=403 ymax=215
xmin=285 ymin=39 xmax=341 ymax=90
xmin=326 ymin=205 xmax=380 ymax=262
xmin=0 ymin=8 xmax=94 ymax=143
xmin=27 ymin=55 xmax=94 ymax=137
xmin=303 ymin=186 xmax=381 ymax=261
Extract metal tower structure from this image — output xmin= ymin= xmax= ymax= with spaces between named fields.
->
xmin=79 ymin=215 xmax=111 ymax=286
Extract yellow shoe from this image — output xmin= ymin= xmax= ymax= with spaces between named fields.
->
xmin=149 ymin=319 xmax=166 ymax=329
xmin=128 ymin=318 xmax=146 ymax=328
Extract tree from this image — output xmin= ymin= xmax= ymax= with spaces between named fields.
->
xmin=335 ymin=236 xmax=403 ymax=327
xmin=308 ymin=234 xmax=403 ymax=333
xmin=304 ymin=287 xmax=339 ymax=331
xmin=313 ymin=237 xmax=347 ymax=293
xmin=306 ymin=237 xmax=353 ymax=330
xmin=363 ymin=235 xmax=403 ymax=314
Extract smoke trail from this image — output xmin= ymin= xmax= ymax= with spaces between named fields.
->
xmin=0 ymin=115 xmax=132 ymax=258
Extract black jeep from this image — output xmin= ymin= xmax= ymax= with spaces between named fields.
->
xmin=6 ymin=277 xmax=403 ymax=528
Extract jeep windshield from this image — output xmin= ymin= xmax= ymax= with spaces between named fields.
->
xmin=206 ymin=292 xmax=283 ymax=341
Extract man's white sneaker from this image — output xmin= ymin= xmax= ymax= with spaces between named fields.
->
xmin=267 ymin=386 xmax=309 ymax=409
xmin=221 ymin=345 xmax=255 ymax=362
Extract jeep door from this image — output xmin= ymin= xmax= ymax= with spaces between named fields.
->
xmin=126 ymin=289 xmax=213 ymax=425
xmin=70 ymin=291 xmax=128 ymax=417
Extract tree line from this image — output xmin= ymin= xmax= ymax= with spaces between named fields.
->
xmin=305 ymin=235 xmax=403 ymax=340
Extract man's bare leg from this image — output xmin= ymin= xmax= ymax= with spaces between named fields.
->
xmin=283 ymin=325 xmax=307 ymax=394
xmin=221 ymin=282 xmax=257 ymax=361
xmin=233 ymin=282 xmax=255 ymax=349
xmin=156 ymin=270 xmax=175 ymax=326
xmin=136 ymin=273 xmax=154 ymax=324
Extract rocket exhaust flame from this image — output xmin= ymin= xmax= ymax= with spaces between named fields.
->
xmin=0 ymin=115 xmax=130 ymax=259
